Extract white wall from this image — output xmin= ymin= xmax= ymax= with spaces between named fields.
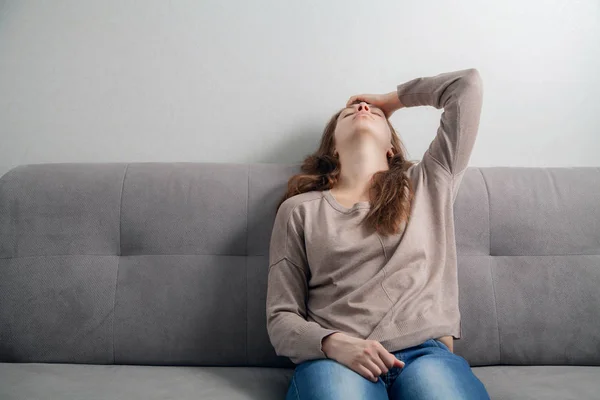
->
xmin=1 ymin=0 xmax=599 ymax=177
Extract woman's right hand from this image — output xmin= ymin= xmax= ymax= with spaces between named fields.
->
xmin=322 ymin=332 xmax=405 ymax=382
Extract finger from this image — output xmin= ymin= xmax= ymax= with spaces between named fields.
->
xmin=346 ymin=95 xmax=365 ymax=107
xmin=371 ymin=354 xmax=389 ymax=374
xmin=395 ymin=358 xmax=405 ymax=368
xmin=356 ymin=364 xmax=378 ymax=383
xmin=390 ymin=354 xmax=405 ymax=368
xmin=381 ymin=352 xmax=396 ymax=370
xmin=376 ymin=346 xmax=394 ymax=369
xmin=364 ymin=358 xmax=383 ymax=378
xmin=377 ymin=347 xmax=404 ymax=369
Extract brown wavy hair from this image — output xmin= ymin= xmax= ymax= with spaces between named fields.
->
xmin=276 ymin=108 xmax=418 ymax=236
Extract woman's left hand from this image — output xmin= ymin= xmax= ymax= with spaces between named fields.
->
xmin=345 ymin=91 xmax=404 ymax=118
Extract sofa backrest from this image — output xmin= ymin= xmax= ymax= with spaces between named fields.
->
xmin=1 ymin=163 xmax=599 ymax=368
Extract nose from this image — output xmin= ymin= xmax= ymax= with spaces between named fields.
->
xmin=357 ymin=102 xmax=370 ymax=112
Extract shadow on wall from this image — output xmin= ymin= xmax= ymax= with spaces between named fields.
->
xmin=258 ymin=122 xmax=330 ymax=164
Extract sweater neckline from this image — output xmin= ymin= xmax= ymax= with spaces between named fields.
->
xmin=322 ymin=189 xmax=371 ymax=213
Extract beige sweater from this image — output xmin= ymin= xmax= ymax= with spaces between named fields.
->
xmin=266 ymin=68 xmax=483 ymax=364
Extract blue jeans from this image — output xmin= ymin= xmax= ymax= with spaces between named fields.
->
xmin=285 ymin=338 xmax=491 ymax=400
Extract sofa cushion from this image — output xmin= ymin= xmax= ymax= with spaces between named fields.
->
xmin=1 ymin=362 xmax=599 ymax=399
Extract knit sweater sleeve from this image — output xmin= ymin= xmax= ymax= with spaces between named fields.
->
xmin=396 ymin=68 xmax=483 ymax=179
xmin=266 ymin=200 xmax=341 ymax=365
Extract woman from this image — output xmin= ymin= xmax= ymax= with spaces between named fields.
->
xmin=266 ymin=68 xmax=490 ymax=399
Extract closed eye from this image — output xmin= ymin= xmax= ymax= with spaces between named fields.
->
xmin=343 ymin=109 xmax=383 ymax=118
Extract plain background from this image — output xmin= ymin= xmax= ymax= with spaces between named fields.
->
xmin=1 ymin=0 xmax=599 ymax=177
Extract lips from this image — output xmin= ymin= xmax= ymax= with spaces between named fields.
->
xmin=354 ymin=112 xmax=373 ymax=119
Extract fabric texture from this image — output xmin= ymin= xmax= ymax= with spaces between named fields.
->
xmin=286 ymin=338 xmax=490 ymax=399
xmin=266 ymin=68 xmax=484 ymax=364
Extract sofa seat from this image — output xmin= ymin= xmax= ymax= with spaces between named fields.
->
xmin=1 ymin=362 xmax=599 ymax=399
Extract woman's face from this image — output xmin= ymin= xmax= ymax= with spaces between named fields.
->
xmin=334 ymin=102 xmax=392 ymax=154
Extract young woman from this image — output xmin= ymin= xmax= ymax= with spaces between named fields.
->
xmin=266 ymin=68 xmax=491 ymax=399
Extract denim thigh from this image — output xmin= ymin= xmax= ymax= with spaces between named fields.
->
xmin=285 ymin=338 xmax=490 ymax=400
xmin=285 ymin=357 xmax=389 ymax=400
xmin=388 ymin=338 xmax=491 ymax=400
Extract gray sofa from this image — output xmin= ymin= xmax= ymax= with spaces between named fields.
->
xmin=1 ymin=162 xmax=599 ymax=399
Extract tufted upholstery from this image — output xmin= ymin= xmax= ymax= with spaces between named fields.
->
xmin=1 ymin=162 xmax=599 ymax=399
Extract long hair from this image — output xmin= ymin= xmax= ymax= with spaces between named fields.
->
xmin=276 ymin=108 xmax=418 ymax=236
